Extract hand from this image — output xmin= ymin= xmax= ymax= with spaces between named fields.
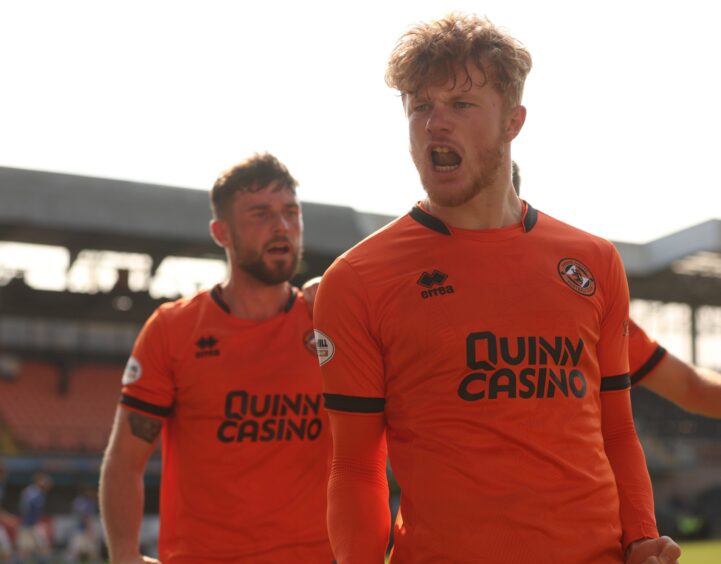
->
xmin=301 ymin=276 xmax=322 ymax=315
xmin=625 ymin=536 xmax=681 ymax=564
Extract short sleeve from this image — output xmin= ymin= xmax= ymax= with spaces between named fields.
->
xmin=597 ymin=246 xmax=631 ymax=392
xmin=314 ymin=258 xmax=385 ymax=414
xmin=120 ymin=307 xmax=175 ymax=416
xmin=628 ymin=320 xmax=667 ymax=386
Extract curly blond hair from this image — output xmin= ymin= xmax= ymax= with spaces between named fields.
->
xmin=385 ymin=13 xmax=532 ymax=108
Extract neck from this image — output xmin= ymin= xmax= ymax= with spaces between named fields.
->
xmin=220 ymin=272 xmax=292 ymax=320
xmin=425 ymin=184 xmax=523 ymax=230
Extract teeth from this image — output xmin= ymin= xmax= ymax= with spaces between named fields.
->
xmin=432 ymin=147 xmax=451 ymax=153
xmin=435 ymin=165 xmax=458 ymax=171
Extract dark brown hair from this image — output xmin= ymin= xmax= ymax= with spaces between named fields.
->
xmin=210 ymin=153 xmax=298 ymax=218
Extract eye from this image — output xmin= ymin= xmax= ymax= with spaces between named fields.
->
xmin=453 ymin=101 xmax=472 ymax=109
xmin=412 ymin=103 xmax=431 ymax=113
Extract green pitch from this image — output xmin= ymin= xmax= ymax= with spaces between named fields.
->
xmin=679 ymin=539 xmax=721 ymax=563
xmin=384 ymin=540 xmax=721 ymax=563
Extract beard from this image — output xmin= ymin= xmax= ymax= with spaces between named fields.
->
xmin=231 ymin=232 xmax=301 ymax=286
xmin=418 ymin=142 xmax=505 ymax=208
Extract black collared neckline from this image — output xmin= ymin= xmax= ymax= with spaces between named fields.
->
xmin=409 ymin=201 xmax=538 ymax=235
xmin=210 ymin=284 xmax=297 ymax=315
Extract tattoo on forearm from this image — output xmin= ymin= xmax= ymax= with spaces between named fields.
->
xmin=128 ymin=412 xmax=163 ymax=443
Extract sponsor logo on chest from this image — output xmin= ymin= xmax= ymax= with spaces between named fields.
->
xmin=458 ymin=331 xmax=588 ymax=401
xmin=216 ymin=391 xmax=324 ymax=443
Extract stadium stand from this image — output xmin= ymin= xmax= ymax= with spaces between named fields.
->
xmin=0 ymin=361 xmax=122 ymax=454
xmin=0 ymin=361 xmax=119 ymax=453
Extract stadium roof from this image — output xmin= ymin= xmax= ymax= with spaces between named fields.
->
xmin=1 ymin=166 xmax=720 ymax=307
xmin=0 ymin=166 xmax=389 ymax=273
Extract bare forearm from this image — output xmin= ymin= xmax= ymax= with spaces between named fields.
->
xmin=642 ymin=354 xmax=721 ymax=418
xmin=99 ymin=407 xmax=161 ymax=562
xmin=100 ymin=451 xmax=147 ymax=561
xmin=683 ymin=367 xmax=721 ymax=418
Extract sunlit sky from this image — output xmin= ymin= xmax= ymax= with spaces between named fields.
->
xmin=2 ymin=0 xmax=720 ymax=244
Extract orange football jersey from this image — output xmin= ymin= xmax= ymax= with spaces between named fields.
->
xmin=315 ymin=202 xmax=657 ymax=563
xmin=121 ymin=286 xmax=333 ymax=563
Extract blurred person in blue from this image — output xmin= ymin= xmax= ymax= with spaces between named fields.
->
xmin=16 ymin=472 xmax=52 ymax=564
xmin=66 ymin=486 xmax=101 ymax=563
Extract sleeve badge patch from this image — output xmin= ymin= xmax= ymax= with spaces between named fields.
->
xmin=121 ymin=356 xmax=143 ymax=385
xmin=313 ymin=330 xmax=335 ymax=366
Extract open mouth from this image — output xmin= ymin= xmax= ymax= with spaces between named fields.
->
xmin=266 ymin=242 xmax=291 ymax=255
xmin=431 ymin=146 xmax=462 ymax=172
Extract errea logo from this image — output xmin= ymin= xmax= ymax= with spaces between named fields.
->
xmin=196 ymin=335 xmax=220 ymax=358
xmin=417 ymin=269 xmax=455 ymax=300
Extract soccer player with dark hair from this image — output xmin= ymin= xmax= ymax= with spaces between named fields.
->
xmin=100 ymin=153 xmax=334 ymax=563
xmin=314 ymin=14 xmax=680 ymax=563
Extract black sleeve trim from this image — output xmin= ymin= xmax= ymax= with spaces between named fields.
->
xmin=121 ymin=394 xmax=173 ymax=417
xmin=522 ymin=203 xmax=538 ymax=232
xmin=409 ymin=206 xmax=451 ymax=235
xmin=630 ymin=346 xmax=668 ymax=386
xmin=600 ymin=373 xmax=631 ymax=392
xmin=323 ymin=393 xmax=385 ymax=413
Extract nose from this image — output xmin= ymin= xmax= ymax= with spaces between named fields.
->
xmin=273 ymin=214 xmax=288 ymax=233
xmin=425 ymin=104 xmax=452 ymax=134
xmin=271 ymin=211 xmax=292 ymax=235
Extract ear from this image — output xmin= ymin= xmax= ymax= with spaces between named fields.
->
xmin=209 ymin=219 xmax=230 ymax=248
xmin=503 ymin=105 xmax=526 ymax=143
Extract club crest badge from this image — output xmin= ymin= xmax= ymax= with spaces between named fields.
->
xmin=557 ymin=258 xmax=596 ymax=297
xmin=303 ymin=329 xmax=317 ymax=356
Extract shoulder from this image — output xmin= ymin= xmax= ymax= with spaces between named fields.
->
xmin=328 ymin=212 xmax=427 ymax=281
xmin=136 ymin=291 xmax=216 ymax=353
xmin=537 ymin=210 xmax=617 ymax=253
xmin=291 ymin=290 xmax=314 ymax=322
xmin=536 ymin=210 xmax=623 ymax=275
xmin=151 ymin=290 xmax=212 ymax=324
xmin=344 ymin=213 xmax=414 ymax=257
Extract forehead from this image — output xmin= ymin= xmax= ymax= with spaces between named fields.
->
xmin=232 ymin=181 xmax=299 ymax=210
xmin=411 ymin=62 xmax=493 ymax=99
